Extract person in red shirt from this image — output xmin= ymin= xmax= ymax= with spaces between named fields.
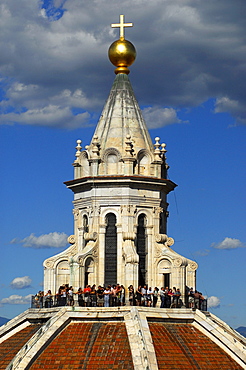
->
xmin=84 ymin=285 xmax=91 ymax=307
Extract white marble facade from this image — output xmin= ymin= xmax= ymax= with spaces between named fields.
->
xmin=43 ymin=73 xmax=198 ymax=302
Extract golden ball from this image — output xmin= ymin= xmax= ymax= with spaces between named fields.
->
xmin=108 ymin=39 xmax=136 ymax=68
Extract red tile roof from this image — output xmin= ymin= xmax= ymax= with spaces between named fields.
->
xmin=30 ymin=322 xmax=134 ymax=369
xmin=0 ymin=324 xmax=41 ymax=370
xmin=149 ymin=322 xmax=244 ymax=369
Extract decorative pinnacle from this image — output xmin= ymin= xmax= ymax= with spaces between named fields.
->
xmin=111 ymin=15 xmax=133 ymax=40
xmin=75 ymin=139 xmax=82 ymax=158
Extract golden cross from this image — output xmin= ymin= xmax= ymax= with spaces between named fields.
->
xmin=111 ymin=15 xmax=133 ymax=39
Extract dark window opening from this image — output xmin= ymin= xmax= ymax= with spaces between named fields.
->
xmin=105 ymin=213 xmax=117 ymax=286
xmin=164 ymin=273 xmax=170 ymax=288
xmin=137 ymin=214 xmax=147 ymax=287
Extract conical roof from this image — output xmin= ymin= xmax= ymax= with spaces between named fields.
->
xmin=91 ymin=73 xmax=154 ymax=157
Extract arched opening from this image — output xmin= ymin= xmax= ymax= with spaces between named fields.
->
xmin=56 ymin=260 xmax=70 ymax=290
xmin=105 ymin=213 xmax=117 ymax=286
xmin=84 ymin=257 xmax=94 ymax=287
xmin=83 ymin=215 xmax=89 ymax=247
xmin=136 ymin=214 xmax=147 ymax=286
xmin=107 ymin=154 xmax=118 ymax=174
xmin=138 ymin=154 xmax=150 ymax=175
xmin=157 ymin=259 xmax=172 ymax=288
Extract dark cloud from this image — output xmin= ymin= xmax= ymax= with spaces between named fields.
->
xmin=0 ymin=0 xmax=246 ymax=127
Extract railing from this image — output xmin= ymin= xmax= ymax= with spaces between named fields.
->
xmin=31 ymin=295 xmax=207 ymax=310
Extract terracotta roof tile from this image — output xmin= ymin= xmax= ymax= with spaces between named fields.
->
xmin=149 ymin=323 xmax=243 ymax=369
xmin=0 ymin=324 xmax=42 ymax=370
xmin=30 ymin=322 xmax=134 ymax=370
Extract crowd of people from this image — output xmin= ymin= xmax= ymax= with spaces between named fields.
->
xmin=33 ymin=284 xmax=207 ymax=310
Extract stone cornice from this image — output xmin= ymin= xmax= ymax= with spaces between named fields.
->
xmin=64 ymin=175 xmax=177 ymax=193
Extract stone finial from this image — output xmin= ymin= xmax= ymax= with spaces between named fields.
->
xmin=161 ymin=143 xmax=167 ymax=155
xmin=154 ymin=137 xmax=162 ymax=161
xmin=91 ymin=135 xmax=100 ymax=158
xmin=75 ymin=139 xmax=82 ymax=158
xmin=154 ymin=137 xmax=161 ymax=152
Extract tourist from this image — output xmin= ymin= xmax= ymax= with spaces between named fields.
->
xmin=146 ymin=287 xmax=153 ymax=307
xmin=120 ymin=285 xmax=125 ymax=306
xmin=67 ymin=286 xmax=74 ymax=306
xmin=96 ymin=286 xmax=104 ymax=307
xmin=135 ymin=286 xmax=142 ymax=306
xmin=199 ymin=292 xmax=206 ymax=311
xmin=141 ymin=285 xmax=148 ymax=306
xmin=90 ymin=285 xmax=97 ymax=307
xmin=84 ymin=285 xmax=91 ymax=307
xmin=188 ymin=287 xmax=195 ymax=308
xmin=111 ymin=285 xmax=118 ymax=306
xmin=128 ymin=285 xmax=135 ymax=306
xmin=104 ymin=286 xmax=111 ymax=307
xmin=167 ymin=288 xmax=173 ymax=308
xmin=173 ymin=288 xmax=181 ymax=308
xmin=60 ymin=286 xmax=67 ymax=306
xmin=153 ymin=287 xmax=159 ymax=307
xmin=76 ymin=287 xmax=84 ymax=307
xmin=44 ymin=290 xmax=53 ymax=308
xmin=194 ymin=290 xmax=201 ymax=309
xmin=159 ymin=287 xmax=165 ymax=308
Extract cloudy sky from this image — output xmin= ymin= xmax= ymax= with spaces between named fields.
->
xmin=1 ymin=0 xmax=245 ymax=328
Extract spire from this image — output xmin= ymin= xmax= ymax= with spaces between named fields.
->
xmin=90 ymin=16 xmax=153 ymax=159
xmin=91 ymin=73 xmax=154 ymax=157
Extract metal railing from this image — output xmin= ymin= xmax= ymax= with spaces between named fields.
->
xmin=31 ymin=295 xmax=207 ymax=310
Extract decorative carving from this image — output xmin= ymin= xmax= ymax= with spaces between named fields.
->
xmin=123 ymin=240 xmax=139 ymax=264
xmin=123 ymin=232 xmax=135 ymax=241
xmin=124 ymin=135 xmax=134 ymax=157
xmin=154 ymin=245 xmax=163 ymax=258
xmin=166 ymin=237 xmax=174 ymax=247
xmin=173 ymin=257 xmax=183 ymax=267
xmin=84 ymin=232 xmax=98 ymax=242
xmin=73 ymin=209 xmax=79 ymax=221
xmin=121 ymin=205 xmax=137 ymax=216
xmin=44 ymin=259 xmax=54 ymax=268
xmin=77 ymin=246 xmax=98 ymax=265
xmin=188 ymin=261 xmax=198 ymax=271
xmin=89 ymin=206 xmax=101 ymax=217
xmin=153 ymin=206 xmax=163 ymax=215
xmin=68 ymin=235 xmax=76 ymax=245
xmin=155 ymin=234 xmax=168 ymax=243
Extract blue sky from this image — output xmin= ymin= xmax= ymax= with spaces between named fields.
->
xmin=1 ymin=0 xmax=245 ymax=328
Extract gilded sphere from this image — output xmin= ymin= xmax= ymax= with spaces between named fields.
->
xmin=108 ymin=39 xmax=136 ymax=68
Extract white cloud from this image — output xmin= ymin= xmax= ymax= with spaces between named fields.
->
xmin=207 ymin=296 xmax=220 ymax=309
xmin=195 ymin=249 xmax=210 ymax=257
xmin=142 ymin=106 xmax=182 ymax=129
xmin=214 ymin=97 xmax=246 ymax=125
xmin=211 ymin=237 xmax=245 ymax=250
xmin=10 ymin=276 xmax=32 ymax=289
xmin=0 ymin=0 xmax=246 ymax=127
xmin=0 ymin=294 xmax=33 ymax=305
xmin=10 ymin=232 xmax=68 ymax=248
xmin=0 ymin=104 xmax=91 ymax=129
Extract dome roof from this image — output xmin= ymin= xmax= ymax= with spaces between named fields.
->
xmin=1 ymin=307 xmax=245 ymax=369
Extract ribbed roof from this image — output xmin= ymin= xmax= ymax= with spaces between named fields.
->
xmin=1 ymin=307 xmax=245 ymax=369
xmin=29 ymin=322 xmax=134 ymax=369
xmin=91 ymin=73 xmax=154 ymax=156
